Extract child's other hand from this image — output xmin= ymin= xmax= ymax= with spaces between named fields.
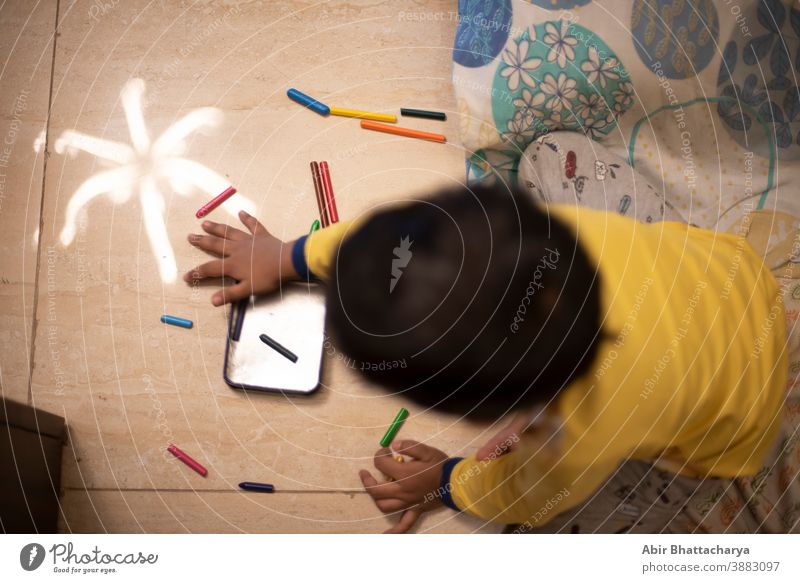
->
xmin=475 ymin=409 xmax=534 ymax=461
xmin=184 ymin=210 xmax=298 ymax=306
xmin=359 ymin=440 xmax=448 ymax=534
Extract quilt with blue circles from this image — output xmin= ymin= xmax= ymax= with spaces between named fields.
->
xmin=453 ymin=0 xmax=800 ymax=236
xmin=452 ymin=0 xmax=800 ymax=533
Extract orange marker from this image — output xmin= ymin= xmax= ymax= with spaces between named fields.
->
xmin=360 ymin=120 xmax=446 ymax=143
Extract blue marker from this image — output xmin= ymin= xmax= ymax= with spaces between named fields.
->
xmin=239 ymin=482 xmax=275 ymax=493
xmin=160 ymin=315 xmax=193 ymax=329
xmin=287 ymin=88 xmax=330 ymax=116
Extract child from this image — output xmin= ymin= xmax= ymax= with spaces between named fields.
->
xmin=185 ymin=143 xmax=787 ymax=534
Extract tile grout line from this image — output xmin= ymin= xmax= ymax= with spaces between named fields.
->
xmin=64 ymin=487 xmax=366 ymax=494
xmin=27 ymin=0 xmax=60 ymax=406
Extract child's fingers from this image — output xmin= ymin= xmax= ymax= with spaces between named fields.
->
xmin=183 ymin=259 xmax=224 ymax=282
xmin=375 ymin=498 xmax=407 ymax=515
xmin=383 ymin=507 xmax=422 ymax=534
xmin=374 ymin=448 xmax=409 ymax=479
xmin=361 ymin=470 xmax=408 ymax=514
xmin=201 ymin=220 xmax=247 ymax=241
xmin=392 ymin=440 xmax=440 ymax=463
xmin=359 ymin=470 xmax=401 ymax=499
xmin=359 ymin=469 xmax=380 ymax=489
xmin=212 ymin=281 xmax=249 ymax=306
xmin=239 ymin=210 xmax=269 ymax=236
xmin=187 ymin=233 xmax=229 ymax=257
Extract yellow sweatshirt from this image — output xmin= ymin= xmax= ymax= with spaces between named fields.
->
xmin=291 ymin=204 xmax=788 ymax=526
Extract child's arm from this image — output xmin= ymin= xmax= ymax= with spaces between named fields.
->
xmin=293 ymin=220 xmax=357 ymax=283
xmin=474 ymin=409 xmax=539 ymax=460
xmin=361 ymin=435 xmax=618 ymax=530
xmin=441 ymin=438 xmax=620 ymax=526
xmin=185 ymin=210 xmax=353 ymax=305
xmin=361 ymin=401 xmax=629 ymax=529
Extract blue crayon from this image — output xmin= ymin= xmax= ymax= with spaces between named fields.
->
xmin=160 ymin=315 xmax=193 ymax=329
xmin=239 ymin=482 xmax=275 ymax=493
xmin=287 ymin=88 xmax=330 ymax=116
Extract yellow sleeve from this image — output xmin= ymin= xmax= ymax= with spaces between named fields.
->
xmin=301 ymin=220 xmax=355 ymax=282
xmin=446 ymin=442 xmax=620 ymax=527
xmin=302 ymin=202 xmax=411 ymax=281
xmin=445 ymin=375 xmax=651 ymax=526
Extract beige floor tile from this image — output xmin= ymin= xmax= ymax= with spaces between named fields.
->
xmin=24 ymin=0 xmax=491 ymax=531
xmin=0 ymin=280 xmax=38 ymax=403
xmin=59 ymin=488 xmax=500 ymax=534
xmin=34 ymin=383 xmax=494 ymax=492
xmin=0 ymin=1 xmax=57 ymax=402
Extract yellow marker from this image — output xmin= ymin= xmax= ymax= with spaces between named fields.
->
xmin=329 ymin=106 xmax=397 ymax=123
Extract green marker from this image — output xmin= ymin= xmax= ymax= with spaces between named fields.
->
xmin=309 ymin=219 xmax=320 ymax=234
xmin=380 ymin=407 xmax=409 ymax=447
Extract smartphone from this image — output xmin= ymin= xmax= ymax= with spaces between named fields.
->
xmin=223 ymin=281 xmax=325 ymax=394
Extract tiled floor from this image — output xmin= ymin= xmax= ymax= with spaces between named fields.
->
xmin=1 ymin=0 xmax=500 ymax=533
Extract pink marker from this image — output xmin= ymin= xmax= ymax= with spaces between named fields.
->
xmin=196 ymin=186 xmax=237 ymax=218
xmin=167 ymin=444 xmax=208 ymax=477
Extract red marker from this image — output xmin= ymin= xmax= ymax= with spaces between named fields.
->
xmin=167 ymin=444 xmax=208 ymax=477
xmin=196 ymin=186 xmax=237 ymax=219
xmin=319 ymin=161 xmax=339 ymax=224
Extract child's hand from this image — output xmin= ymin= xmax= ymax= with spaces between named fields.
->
xmin=475 ymin=409 xmax=535 ymax=461
xmin=359 ymin=440 xmax=449 ymax=534
xmin=184 ymin=210 xmax=298 ymax=306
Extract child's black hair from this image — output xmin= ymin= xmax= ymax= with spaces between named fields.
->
xmin=326 ymin=184 xmax=602 ymax=420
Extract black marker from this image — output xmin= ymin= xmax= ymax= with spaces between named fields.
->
xmin=400 ymin=107 xmax=447 ymax=121
xmin=239 ymin=482 xmax=275 ymax=493
xmin=230 ymin=297 xmax=247 ymax=341
xmin=259 ymin=333 xmax=298 ymax=363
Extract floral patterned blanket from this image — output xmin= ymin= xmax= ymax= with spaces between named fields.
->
xmin=451 ymin=0 xmax=800 ymax=532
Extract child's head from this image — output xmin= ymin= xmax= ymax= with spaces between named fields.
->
xmin=327 ymin=184 xmax=601 ymax=420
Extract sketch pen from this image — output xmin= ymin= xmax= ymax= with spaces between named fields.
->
xmin=260 ymin=333 xmax=299 ymax=363
xmin=329 ymin=106 xmax=397 ymax=123
xmin=319 ymin=161 xmax=339 ymax=224
xmin=196 ymin=186 xmax=237 ymax=218
xmin=287 ymin=88 xmax=330 ymax=116
xmin=167 ymin=444 xmax=208 ymax=477
xmin=380 ymin=407 xmax=409 ymax=447
xmin=238 ymin=482 xmax=275 ymax=493
xmin=310 ymin=161 xmax=330 ymax=227
xmin=161 ymin=315 xmax=193 ymax=329
xmin=231 ymin=297 xmax=247 ymax=341
xmin=400 ymin=107 xmax=447 ymax=121
xmin=360 ymin=120 xmax=446 ymax=143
